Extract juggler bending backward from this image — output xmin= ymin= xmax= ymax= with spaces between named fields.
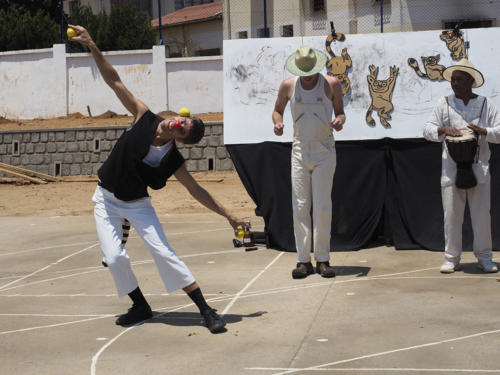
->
xmin=68 ymin=25 xmax=249 ymax=333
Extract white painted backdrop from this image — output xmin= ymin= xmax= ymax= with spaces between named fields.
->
xmin=223 ymin=27 xmax=500 ymax=144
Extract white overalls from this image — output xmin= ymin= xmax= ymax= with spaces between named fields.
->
xmin=290 ymin=74 xmax=336 ymax=263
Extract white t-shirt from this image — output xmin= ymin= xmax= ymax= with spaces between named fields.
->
xmin=142 ymin=141 xmax=173 ymax=167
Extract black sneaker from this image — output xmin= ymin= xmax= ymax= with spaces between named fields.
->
xmin=316 ymin=261 xmax=336 ymax=278
xmin=115 ymin=303 xmax=153 ymax=326
xmin=201 ymin=308 xmax=226 ymax=333
xmin=292 ymin=262 xmax=314 ymax=279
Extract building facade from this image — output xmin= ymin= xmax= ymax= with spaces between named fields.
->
xmin=152 ymin=2 xmax=223 ymax=57
xmin=63 ymin=0 xmax=217 ymax=19
xmin=222 ymin=0 xmax=499 ymax=40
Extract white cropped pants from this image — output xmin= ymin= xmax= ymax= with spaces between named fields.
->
xmin=291 ymin=139 xmax=336 ymax=263
xmin=442 ymin=181 xmax=493 ymax=263
xmin=92 ymin=186 xmax=195 ymax=297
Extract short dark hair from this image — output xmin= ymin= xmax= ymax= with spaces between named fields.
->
xmin=183 ymin=116 xmax=205 ymax=144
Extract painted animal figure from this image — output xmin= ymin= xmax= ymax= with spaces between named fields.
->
xmin=366 ymin=65 xmax=399 ymax=128
xmin=407 ymin=54 xmax=446 ymax=81
xmin=325 ymin=32 xmax=352 ymax=96
xmin=440 ymin=29 xmax=466 ymax=61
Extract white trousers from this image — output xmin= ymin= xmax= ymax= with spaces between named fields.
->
xmin=92 ymin=186 xmax=195 ymax=297
xmin=442 ymin=181 xmax=493 ymax=263
xmin=291 ymin=140 xmax=336 ymax=263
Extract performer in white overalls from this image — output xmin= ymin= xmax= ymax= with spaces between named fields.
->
xmin=273 ymin=46 xmax=345 ymax=279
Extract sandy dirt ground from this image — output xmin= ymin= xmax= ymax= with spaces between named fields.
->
xmin=0 ymin=111 xmax=256 ymax=218
xmin=0 ymin=170 xmax=256 ymax=218
xmin=0 ymin=111 xmax=223 ymax=131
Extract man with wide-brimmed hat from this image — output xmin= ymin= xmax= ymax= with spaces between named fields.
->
xmin=272 ymin=45 xmax=345 ymax=279
xmin=423 ymin=58 xmax=500 ymax=273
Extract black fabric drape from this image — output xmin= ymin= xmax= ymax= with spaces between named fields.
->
xmin=227 ymin=142 xmax=294 ymax=251
xmin=227 ymin=140 xmax=500 ymax=252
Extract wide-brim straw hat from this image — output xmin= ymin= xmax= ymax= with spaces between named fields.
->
xmin=443 ymin=58 xmax=484 ymax=88
xmin=285 ymin=45 xmax=327 ymax=76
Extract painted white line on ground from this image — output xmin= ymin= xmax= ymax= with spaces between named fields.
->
xmin=220 ymin=252 xmax=284 ymax=316
xmin=246 ymin=368 xmax=500 ymax=372
xmin=268 ymin=328 xmax=500 ymax=375
xmin=90 ymin=302 xmax=195 ymax=375
xmin=0 ymin=241 xmax=98 ymax=257
xmin=0 ymin=249 xmax=242 ymax=293
xmin=0 ymin=315 xmax=112 ymax=335
xmin=0 ymin=292 xmax=228 ymax=298
xmin=0 ymin=225 xmax=235 ymax=256
xmin=0 ymin=243 xmax=100 ymax=291
xmin=0 ymin=313 xmax=112 ymax=317
xmin=91 ymin=253 xmax=283 ymax=375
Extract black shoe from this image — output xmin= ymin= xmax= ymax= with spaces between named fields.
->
xmin=316 ymin=261 xmax=336 ymax=278
xmin=201 ymin=308 xmax=226 ymax=333
xmin=292 ymin=262 xmax=314 ymax=279
xmin=115 ymin=303 xmax=153 ymax=326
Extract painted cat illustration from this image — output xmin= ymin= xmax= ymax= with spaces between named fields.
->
xmin=440 ymin=29 xmax=466 ymax=61
xmin=325 ymin=32 xmax=352 ymax=96
xmin=407 ymin=54 xmax=445 ymax=81
xmin=366 ymin=65 xmax=399 ymax=128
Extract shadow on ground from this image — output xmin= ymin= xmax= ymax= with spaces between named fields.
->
xmin=146 ymin=310 xmax=267 ymax=329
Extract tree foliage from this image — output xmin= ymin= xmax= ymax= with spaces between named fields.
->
xmin=0 ymin=0 xmax=61 ymax=23
xmin=68 ymin=1 xmax=156 ymax=52
xmin=0 ymin=0 xmax=157 ymax=52
xmin=0 ymin=4 xmax=59 ymax=51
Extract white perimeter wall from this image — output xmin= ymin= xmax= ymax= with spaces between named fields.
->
xmin=0 ymin=45 xmax=222 ymax=120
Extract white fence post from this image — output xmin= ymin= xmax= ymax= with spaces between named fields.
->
xmin=152 ymin=45 xmax=167 ymax=113
xmin=53 ymin=44 xmax=68 ymax=117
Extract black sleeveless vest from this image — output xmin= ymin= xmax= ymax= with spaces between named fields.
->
xmin=98 ymin=110 xmax=185 ymax=201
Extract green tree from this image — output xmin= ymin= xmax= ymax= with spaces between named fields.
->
xmin=68 ymin=0 xmax=156 ymax=52
xmin=0 ymin=4 xmax=59 ymax=51
xmin=0 ymin=0 xmax=61 ymax=23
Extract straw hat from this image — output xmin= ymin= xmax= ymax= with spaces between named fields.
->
xmin=285 ymin=45 xmax=327 ymax=76
xmin=443 ymin=58 xmax=484 ymax=88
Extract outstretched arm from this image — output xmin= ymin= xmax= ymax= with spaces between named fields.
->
xmin=68 ymin=25 xmax=147 ymax=121
xmin=174 ymin=164 xmax=249 ymax=234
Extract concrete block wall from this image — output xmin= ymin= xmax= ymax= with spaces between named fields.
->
xmin=0 ymin=122 xmax=233 ymax=178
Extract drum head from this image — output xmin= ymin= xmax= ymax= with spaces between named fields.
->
xmin=445 ymin=129 xmax=477 ymax=142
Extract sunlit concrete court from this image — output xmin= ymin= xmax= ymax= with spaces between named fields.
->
xmin=1 ymin=213 xmax=500 ymax=375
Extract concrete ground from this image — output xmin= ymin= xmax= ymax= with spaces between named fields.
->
xmin=1 ymin=213 xmax=500 ymax=375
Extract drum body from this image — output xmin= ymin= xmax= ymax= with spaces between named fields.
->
xmin=445 ymin=129 xmax=478 ymax=189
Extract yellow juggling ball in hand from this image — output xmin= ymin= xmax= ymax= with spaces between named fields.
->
xmin=178 ymin=107 xmax=190 ymax=117
xmin=67 ymin=28 xmax=77 ymax=38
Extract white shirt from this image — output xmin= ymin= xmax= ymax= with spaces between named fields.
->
xmin=142 ymin=141 xmax=173 ymax=167
xmin=423 ymin=94 xmax=500 ymax=187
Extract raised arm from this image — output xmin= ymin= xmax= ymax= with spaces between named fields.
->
xmin=68 ymin=25 xmax=147 ymax=120
xmin=174 ymin=164 xmax=249 ymax=233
